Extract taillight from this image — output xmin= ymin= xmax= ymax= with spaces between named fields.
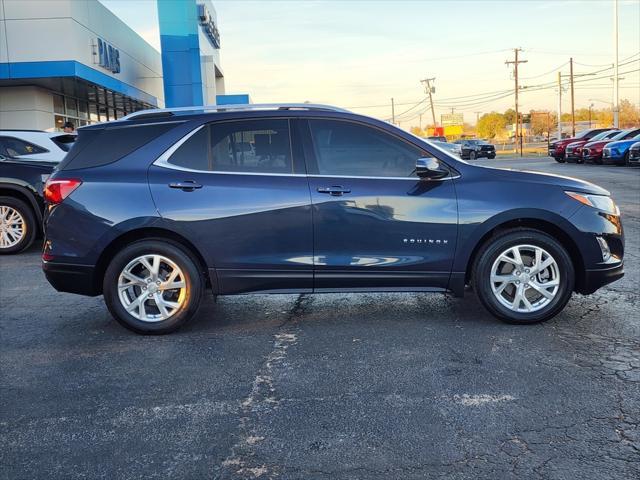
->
xmin=44 ymin=178 xmax=82 ymax=204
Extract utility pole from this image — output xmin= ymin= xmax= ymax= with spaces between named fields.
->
xmin=474 ymin=111 xmax=482 ymax=124
xmin=391 ymin=97 xmax=395 ymax=125
xmin=419 ymin=113 xmax=423 ymax=130
xmin=420 ymin=78 xmax=437 ymax=128
xmin=557 ymin=71 xmax=562 ymax=141
xmin=613 ymin=0 xmax=619 ymax=127
xmin=505 ymin=48 xmax=527 ymax=156
xmin=570 ymin=57 xmax=576 ymax=136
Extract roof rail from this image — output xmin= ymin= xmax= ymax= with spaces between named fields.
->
xmin=121 ymin=103 xmax=350 ymax=121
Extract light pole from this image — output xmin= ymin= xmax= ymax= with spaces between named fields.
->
xmin=589 ymin=103 xmax=594 ymax=128
xmin=613 ymin=0 xmax=620 ymax=127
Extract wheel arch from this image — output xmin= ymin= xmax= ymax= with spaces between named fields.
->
xmin=93 ymin=227 xmax=212 ymax=295
xmin=0 ymin=182 xmax=43 ymax=226
xmin=461 ymin=214 xmax=586 ymax=292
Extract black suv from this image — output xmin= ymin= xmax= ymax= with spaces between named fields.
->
xmin=454 ymin=139 xmax=496 ymax=159
xmin=0 ymin=154 xmax=55 ymax=254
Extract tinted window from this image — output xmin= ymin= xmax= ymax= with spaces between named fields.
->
xmin=50 ymin=134 xmax=77 ymax=152
xmin=308 ymin=119 xmax=423 ymax=177
xmin=167 ymin=126 xmax=210 ymax=171
xmin=0 ymin=137 xmax=48 ymax=157
xmin=59 ymin=122 xmax=179 ymax=170
xmin=168 ymin=119 xmax=293 ymax=174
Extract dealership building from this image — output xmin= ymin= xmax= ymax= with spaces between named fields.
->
xmin=0 ymin=0 xmax=226 ymax=131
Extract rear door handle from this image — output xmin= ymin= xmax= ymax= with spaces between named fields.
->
xmin=317 ymin=185 xmax=351 ymax=196
xmin=169 ymin=181 xmax=202 ymax=191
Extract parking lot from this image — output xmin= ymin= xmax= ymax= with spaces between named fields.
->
xmin=1 ymin=157 xmax=638 ymax=479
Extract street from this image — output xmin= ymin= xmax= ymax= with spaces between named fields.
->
xmin=1 ymin=157 xmax=639 ymax=479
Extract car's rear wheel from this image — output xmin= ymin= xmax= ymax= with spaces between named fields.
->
xmin=0 ymin=196 xmax=36 ymax=255
xmin=103 ymin=240 xmax=204 ymax=334
xmin=469 ymin=151 xmax=476 ymax=160
xmin=554 ymin=156 xmax=565 ymax=163
xmin=473 ymin=229 xmax=574 ymax=324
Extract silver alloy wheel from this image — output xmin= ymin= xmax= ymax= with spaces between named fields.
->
xmin=0 ymin=205 xmax=26 ymax=249
xmin=117 ymin=254 xmax=187 ymax=322
xmin=490 ymin=244 xmax=560 ymax=313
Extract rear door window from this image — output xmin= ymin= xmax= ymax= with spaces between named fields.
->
xmin=167 ymin=119 xmax=293 ymax=174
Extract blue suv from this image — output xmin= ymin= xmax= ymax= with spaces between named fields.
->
xmin=42 ymin=104 xmax=624 ymax=334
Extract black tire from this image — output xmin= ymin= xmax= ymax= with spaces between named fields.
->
xmin=0 ymin=196 xmax=37 ymax=255
xmin=103 ymin=239 xmax=204 ymax=334
xmin=469 ymin=150 xmax=476 ymax=160
xmin=554 ymin=156 xmax=565 ymax=163
xmin=488 ymin=155 xmax=496 ymax=159
xmin=472 ymin=229 xmax=574 ymax=324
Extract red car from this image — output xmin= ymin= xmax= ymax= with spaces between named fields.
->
xmin=583 ymin=128 xmax=640 ymax=164
xmin=548 ymin=128 xmax=610 ymax=163
xmin=565 ymin=129 xmax=619 ymax=163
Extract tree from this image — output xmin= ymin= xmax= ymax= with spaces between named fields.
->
xmin=503 ymin=108 xmax=516 ymax=125
xmin=477 ymin=112 xmax=507 ymax=139
xmin=410 ymin=126 xmax=425 ymax=137
xmin=530 ymin=110 xmax=556 ymax=136
xmin=620 ymin=99 xmax=640 ymax=127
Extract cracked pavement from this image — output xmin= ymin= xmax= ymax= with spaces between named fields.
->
xmin=1 ymin=157 xmax=638 ymax=479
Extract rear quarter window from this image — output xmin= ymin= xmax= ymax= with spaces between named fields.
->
xmin=0 ymin=136 xmax=48 ymax=156
xmin=58 ymin=122 xmax=180 ymax=170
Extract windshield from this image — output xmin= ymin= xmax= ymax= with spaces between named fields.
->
xmin=590 ymin=130 xmax=616 ymax=141
xmin=611 ymin=129 xmax=639 ymax=141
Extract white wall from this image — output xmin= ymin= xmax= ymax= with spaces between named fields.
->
xmin=0 ymin=0 xmax=164 ymax=105
xmin=0 ymin=86 xmax=55 ymax=130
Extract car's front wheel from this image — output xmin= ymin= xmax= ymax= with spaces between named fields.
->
xmin=473 ymin=229 xmax=574 ymax=324
xmin=0 ymin=196 xmax=36 ymax=255
xmin=469 ymin=150 xmax=476 ymax=160
xmin=554 ymin=156 xmax=565 ymax=163
xmin=103 ymin=240 xmax=204 ymax=334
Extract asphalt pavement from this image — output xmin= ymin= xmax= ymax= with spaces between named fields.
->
xmin=1 ymin=157 xmax=638 ymax=479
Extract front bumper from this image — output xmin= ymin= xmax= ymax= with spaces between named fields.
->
xmin=580 ymin=262 xmax=624 ymax=294
xmin=601 ymin=153 xmax=626 ymax=165
xmin=43 ymin=260 xmax=101 ymax=296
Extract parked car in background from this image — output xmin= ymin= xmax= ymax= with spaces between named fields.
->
xmin=0 ymin=154 xmax=55 ymax=254
xmin=548 ymin=128 xmax=610 ymax=163
xmin=602 ymin=131 xmax=640 ymax=166
xmin=565 ymin=129 xmax=619 ymax=163
xmin=585 ymin=128 xmax=640 ymax=165
xmin=454 ymin=139 xmax=496 ymax=159
xmin=628 ymin=142 xmax=640 ymax=166
xmin=0 ymin=130 xmax=76 ymax=163
xmin=41 ymin=103 xmax=624 ymax=334
xmin=427 ymin=136 xmax=447 ymax=142
xmin=430 ymin=140 xmax=462 ymax=157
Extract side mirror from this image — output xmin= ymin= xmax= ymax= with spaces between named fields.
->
xmin=416 ymin=157 xmax=449 ymax=179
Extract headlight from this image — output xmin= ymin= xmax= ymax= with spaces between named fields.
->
xmin=565 ymin=191 xmax=619 ymax=215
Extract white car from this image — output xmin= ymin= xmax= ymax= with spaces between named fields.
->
xmin=0 ymin=130 xmax=76 ymax=163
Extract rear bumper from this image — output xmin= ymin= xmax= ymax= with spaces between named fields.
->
xmin=42 ymin=261 xmax=100 ymax=296
xmin=579 ymin=262 xmax=624 ymax=295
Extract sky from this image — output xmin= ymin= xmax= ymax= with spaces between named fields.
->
xmin=100 ymin=0 xmax=640 ymax=126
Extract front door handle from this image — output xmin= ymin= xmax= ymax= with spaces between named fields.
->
xmin=169 ymin=181 xmax=202 ymax=191
xmin=317 ymin=186 xmax=351 ymax=196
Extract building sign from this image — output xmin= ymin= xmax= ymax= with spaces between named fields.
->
xmin=197 ymin=4 xmax=221 ymax=49
xmin=96 ymin=38 xmax=121 ymax=74
xmin=441 ymin=113 xmax=464 ymax=126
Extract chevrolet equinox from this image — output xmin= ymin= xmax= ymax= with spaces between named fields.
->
xmin=42 ymin=104 xmax=624 ymax=334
